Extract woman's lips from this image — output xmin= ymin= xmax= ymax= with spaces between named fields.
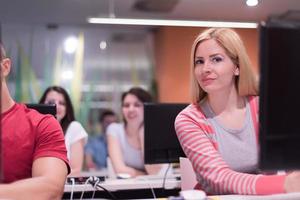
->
xmin=201 ymin=78 xmax=215 ymax=86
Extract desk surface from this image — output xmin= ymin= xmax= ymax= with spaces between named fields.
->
xmin=65 ymin=177 xmax=300 ymax=200
xmin=63 ymin=177 xmax=180 ymax=199
xmin=64 ymin=177 xmax=180 ymax=192
xmin=210 ymin=193 xmax=300 ymax=200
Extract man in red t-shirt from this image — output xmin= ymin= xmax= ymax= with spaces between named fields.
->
xmin=0 ymin=43 xmax=70 ymax=199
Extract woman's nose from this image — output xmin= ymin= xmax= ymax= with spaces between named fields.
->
xmin=55 ymin=102 xmax=62 ymax=109
xmin=128 ymin=105 xmax=135 ymax=111
xmin=202 ymin=61 xmax=212 ymax=73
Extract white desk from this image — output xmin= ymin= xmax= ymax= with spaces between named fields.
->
xmin=64 ymin=177 xmax=300 ymax=200
xmin=63 ymin=177 xmax=181 ymax=199
xmin=211 ymin=193 xmax=300 ymax=200
xmin=64 ymin=177 xmax=180 ymax=192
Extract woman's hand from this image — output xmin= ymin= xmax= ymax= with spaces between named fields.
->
xmin=284 ymin=171 xmax=300 ymax=192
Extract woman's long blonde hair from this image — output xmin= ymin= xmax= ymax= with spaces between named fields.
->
xmin=190 ymin=28 xmax=258 ymax=103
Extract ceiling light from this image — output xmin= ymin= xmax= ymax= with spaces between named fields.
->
xmin=99 ymin=41 xmax=107 ymax=50
xmin=61 ymin=70 xmax=74 ymax=80
xmin=87 ymin=18 xmax=257 ymax=29
xmin=246 ymin=0 xmax=258 ymax=7
xmin=64 ymin=36 xmax=78 ymax=54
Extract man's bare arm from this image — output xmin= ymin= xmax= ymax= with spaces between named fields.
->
xmin=0 ymin=157 xmax=68 ymax=200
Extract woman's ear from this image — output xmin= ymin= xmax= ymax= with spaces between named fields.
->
xmin=234 ymin=66 xmax=240 ymax=76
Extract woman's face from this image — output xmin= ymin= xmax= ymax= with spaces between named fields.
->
xmin=122 ymin=94 xmax=144 ymax=126
xmin=44 ymin=90 xmax=66 ymax=122
xmin=194 ymin=39 xmax=239 ymax=95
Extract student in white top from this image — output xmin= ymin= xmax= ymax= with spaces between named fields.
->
xmin=107 ymin=87 xmax=162 ymax=177
xmin=39 ymin=86 xmax=88 ymax=176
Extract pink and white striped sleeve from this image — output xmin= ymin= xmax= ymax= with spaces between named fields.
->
xmin=175 ymin=104 xmax=286 ymax=195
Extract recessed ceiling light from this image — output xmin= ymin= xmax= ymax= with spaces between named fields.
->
xmin=99 ymin=41 xmax=107 ymax=50
xmin=246 ymin=0 xmax=258 ymax=7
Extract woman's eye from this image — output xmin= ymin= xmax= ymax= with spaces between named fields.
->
xmin=122 ymin=104 xmax=129 ymax=108
xmin=212 ymin=57 xmax=223 ymax=63
xmin=195 ymin=59 xmax=204 ymax=65
xmin=134 ymin=103 xmax=142 ymax=107
xmin=59 ymin=101 xmax=66 ymax=106
xmin=46 ymin=100 xmax=56 ymax=105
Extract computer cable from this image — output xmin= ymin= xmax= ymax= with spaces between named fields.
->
xmin=138 ymin=176 xmax=157 ymax=199
xmin=88 ymin=176 xmax=99 ymax=199
xmin=162 ymin=163 xmax=172 ymax=189
xmin=79 ymin=176 xmax=92 ymax=200
xmin=69 ymin=177 xmax=75 ymax=200
xmin=88 ymin=176 xmax=117 ymax=200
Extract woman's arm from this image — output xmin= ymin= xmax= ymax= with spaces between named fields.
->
xmin=175 ymin=106 xmax=286 ymax=195
xmin=69 ymin=138 xmax=85 ymax=176
xmin=66 ymin=121 xmax=88 ymax=176
xmin=85 ymin=153 xmax=97 ymax=170
xmin=107 ymin=134 xmax=146 ymax=177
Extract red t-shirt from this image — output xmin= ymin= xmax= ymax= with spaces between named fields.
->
xmin=1 ymin=103 xmax=70 ymax=183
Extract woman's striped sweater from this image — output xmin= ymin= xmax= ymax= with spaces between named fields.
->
xmin=175 ymin=96 xmax=286 ymax=195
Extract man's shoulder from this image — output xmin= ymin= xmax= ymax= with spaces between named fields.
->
xmin=16 ymin=103 xmax=61 ymax=130
xmin=3 ymin=103 xmax=53 ymax=122
xmin=12 ymin=103 xmax=53 ymax=120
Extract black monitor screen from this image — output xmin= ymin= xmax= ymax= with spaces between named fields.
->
xmin=144 ymin=103 xmax=187 ymax=164
xmin=26 ymin=104 xmax=56 ymax=117
xmin=259 ymin=21 xmax=300 ymax=170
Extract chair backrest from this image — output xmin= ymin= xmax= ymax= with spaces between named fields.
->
xmin=179 ymin=157 xmax=197 ymax=191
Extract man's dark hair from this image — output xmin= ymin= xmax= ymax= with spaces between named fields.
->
xmin=99 ymin=109 xmax=116 ymax=122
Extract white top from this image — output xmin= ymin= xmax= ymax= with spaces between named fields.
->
xmin=64 ymin=121 xmax=88 ymax=159
xmin=107 ymin=123 xmax=145 ymax=171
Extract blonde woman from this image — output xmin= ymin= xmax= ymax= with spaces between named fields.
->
xmin=175 ymin=28 xmax=300 ymax=195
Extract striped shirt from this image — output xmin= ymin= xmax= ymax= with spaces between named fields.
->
xmin=200 ymin=98 xmax=258 ymax=174
xmin=175 ymin=96 xmax=286 ymax=195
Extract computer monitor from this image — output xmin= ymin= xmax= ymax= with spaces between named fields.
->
xmin=259 ymin=20 xmax=300 ymax=170
xmin=144 ymin=103 xmax=188 ymax=164
xmin=26 ymin=104 xmax=56 ymax=117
